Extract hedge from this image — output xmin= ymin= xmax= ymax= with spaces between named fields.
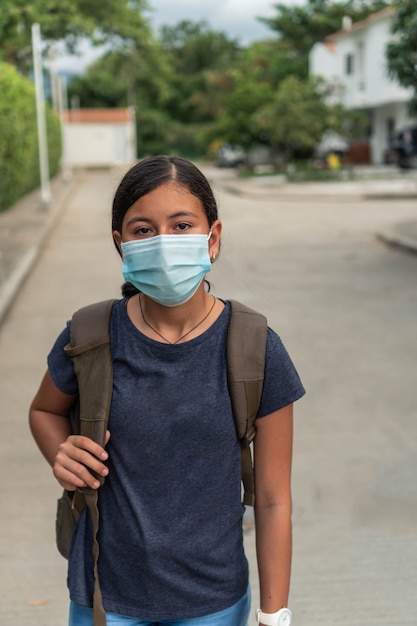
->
xmin=0 ymin=62 xmax=62 ymax=212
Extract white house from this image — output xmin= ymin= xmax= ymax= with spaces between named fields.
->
xmin=309 ymin=7 xmax=416 ymax=164
xmin=62 ymin=107 xmax=137 ymax=167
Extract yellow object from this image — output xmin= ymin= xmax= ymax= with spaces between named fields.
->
xmin=28 ymin=599 xmax=49 ymax=606
xmin=327 ymin=152 xmax=341 ymax=170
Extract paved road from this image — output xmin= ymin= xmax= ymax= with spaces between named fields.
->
xmin=0 ymin=165 xmax=417 ymax=625
xmin=211 ymin=170 xmax=417 ymax=625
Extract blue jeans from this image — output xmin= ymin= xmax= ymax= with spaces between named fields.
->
xmin=69 ymin=587 xmax=251 ymax=626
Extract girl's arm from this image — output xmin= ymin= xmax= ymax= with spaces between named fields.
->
xmin=29 ymin=370 xmax=109 ymax=491
xmin=254 ymin=403 xmax=293 ymax=619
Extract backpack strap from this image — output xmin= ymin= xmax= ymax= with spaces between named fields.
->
xmin=64 ymin=299 xmax=117 ymax=453
xmin=227 ymin=300 xmax=268 ymax=506
xmin=64 ymin=298 xmax=117 ymax=626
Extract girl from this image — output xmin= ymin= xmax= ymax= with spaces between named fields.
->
xmin=29 ymin=155 xmax=304 ymax=626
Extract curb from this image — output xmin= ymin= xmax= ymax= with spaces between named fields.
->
xmin=364 ymin=192 xmax=417 ymax=201
xmin=219 ymin=182 xmax=363 ymax=202
xmin=377 ymin=229 xmax=417 ymax=255
xmin=0 ymin=174 xmax=79 ymax=326
xmin=218 ymin=181 xmax=417 ymax=203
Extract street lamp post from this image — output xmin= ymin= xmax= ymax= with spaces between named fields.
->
xmin=31 ymin=23 xmax=52 ymax=209
xmin=57 ymin=75 xmax=72 ymax=183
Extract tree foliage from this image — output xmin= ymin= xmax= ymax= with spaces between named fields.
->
xmin=207 ymin=65 xmax=275 ymax=148
xmin=386 ymin=0 xmax=417 ymax=111
xmin=254 ymin=77 xmax=329 ymax=160
xmin=68 ymin=43 xmax=171 ymax=111
xmin=0 ymin=0 xmax=151 ymax=70
xmin=159 ymin=20 xmax=241 ymax=124
xmin=160 ymin=20 xmax=240 ymax=75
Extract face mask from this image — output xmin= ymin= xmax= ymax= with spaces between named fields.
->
xmin=121 ymin=233 xmax=212 ymax=306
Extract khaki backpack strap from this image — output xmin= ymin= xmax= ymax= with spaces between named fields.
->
xmin=227 ymin=300 xmax=268 ymax=506
xmin=64 ymin=299 xmax=117 ymax=626
xmin=84 ymin=490 xmax=107 ymax=626
xmin=65 ymin=299 xmax=117 ymax=453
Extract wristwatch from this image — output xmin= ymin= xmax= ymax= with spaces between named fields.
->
xmin=255 ymin=607 xmax=292 ymax=626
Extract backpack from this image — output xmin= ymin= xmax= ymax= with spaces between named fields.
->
xmin=55 ymin=298 xmax=267 ymax=626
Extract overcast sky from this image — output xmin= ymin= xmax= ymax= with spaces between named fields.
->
xmin=55 ymin=0 xmax=302 ymax=73
xmin=146 ymin=0 xmax=288 ymax=45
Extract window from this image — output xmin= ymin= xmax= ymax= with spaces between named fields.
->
xmin=345 ymin=53 xmax=354 ymax=75
xmin=357 ymin=41 xmax=365 ymax=90
xmin=387 ymin=118 xmax=395 ymax=142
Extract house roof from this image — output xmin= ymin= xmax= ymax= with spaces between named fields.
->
xmin=62 ymin=108 xmax=134 ymax=124
xmin=326 ymin=6 xmax=395 ymax=42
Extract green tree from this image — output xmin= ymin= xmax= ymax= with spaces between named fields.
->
xmin=0 ymin=0 xmax=151 ymax=71
xmin=386 ymin=0 xmax=417 ymax=111
xmin=159 ymin=20 xmax=241 ymax=124
xmin=254 ymin=76 xmax=328 ymax=161
xmin=259 ymin=0 xmax=391 ymax=79
xmin=68 ymin=56 xmax=128 ymax=108
xmin=68 ymin=43 xmax=171 ymax=110
xmin=242 ymin=40 xmax=304 ymax=90
xmin=209 ymin=65 xmax=274 ymax=148
xmin=253 ymin=76 xmax=368 ymax=163
xmin=160 ymin=20 xmax=240 ymax=74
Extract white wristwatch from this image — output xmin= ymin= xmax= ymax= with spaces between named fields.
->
xmin=255 ymin=607 xmax=292 ymax=626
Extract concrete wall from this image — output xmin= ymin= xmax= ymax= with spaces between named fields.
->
xmin=63 ymin=112 xmax=136 ymax=167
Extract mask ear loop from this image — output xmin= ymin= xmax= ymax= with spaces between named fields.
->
xmin=208 ymin=229 xmax=216 ymax=263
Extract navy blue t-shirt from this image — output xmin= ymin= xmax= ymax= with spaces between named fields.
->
xmin=48 ymin=299 xmax=305 ymax=620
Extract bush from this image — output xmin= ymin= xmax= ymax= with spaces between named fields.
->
xmin=0 ymin=62 xmax=61 ymax=212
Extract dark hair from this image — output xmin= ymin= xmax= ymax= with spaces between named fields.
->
xmin=112 ymin=155 xmax=219 ymax=297
xmin=112 ymin=155 xmax=218 ymax=238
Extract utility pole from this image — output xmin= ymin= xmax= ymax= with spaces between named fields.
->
xmin=48 ymin=46 xmax=59 ymax=112
xmin=31 ymin=23 xmax=52 ymax=209
xmin=57 ymin=75 xmax=72 ymax=182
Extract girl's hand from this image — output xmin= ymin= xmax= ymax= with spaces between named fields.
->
xmin=53 ymin=430 xmax=111 ymax=491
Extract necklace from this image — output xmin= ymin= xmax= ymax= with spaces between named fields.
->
xmin=138 ymin=294 xmax=216 ymax=344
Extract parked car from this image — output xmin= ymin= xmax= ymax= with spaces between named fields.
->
xmin=215 ymin=144 xmax=246 ymax=168
xmin=390 ymin=127 xmax=417 ymax=169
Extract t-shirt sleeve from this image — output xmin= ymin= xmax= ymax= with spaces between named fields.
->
xmin=257 ymin=327 xmax=305 ymax=418
xmin=47 ymin=322 xmax=78 ymax=395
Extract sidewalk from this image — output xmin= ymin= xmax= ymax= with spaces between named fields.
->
xmin=218 ymin=165 xmax=417 ymax=200
xmin=1 ymin=165 xmax=417 ymax=327
xmin=0 ymin=171 xmax=80 ymax=325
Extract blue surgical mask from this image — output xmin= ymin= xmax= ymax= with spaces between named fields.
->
xmin=121 ymin=233 xmax=212 ymax=306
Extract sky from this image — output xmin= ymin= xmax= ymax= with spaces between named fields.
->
xmin=146 ymin=0 xmax=280 ymax=44
xmin=55 ymin=0 xmax=303 ymax=73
